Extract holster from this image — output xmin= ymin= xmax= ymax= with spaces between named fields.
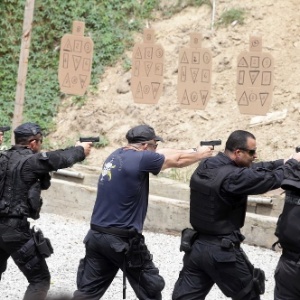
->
xmin=180 ymin=228 xmax=198 ymax=252
xmin=253 ymin=268 xmax=265 ymax=295
xmin=125 ymin=234 xmax=152 ymax=268
xmin=32 ymin=227 xmax=53 ymax=258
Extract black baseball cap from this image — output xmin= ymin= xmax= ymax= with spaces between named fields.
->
xmin=126 ymin=125 xmax=164 ymax=143
xmin=14 ymin=122 xmax=42 ymax=138
xmin=0 ymin=126 xmax=10 ymax=132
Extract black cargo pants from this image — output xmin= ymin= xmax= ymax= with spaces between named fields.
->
xmin=274 ymin=251 xmax=300 ymax=300
xmin=172 ymin=237 xmax=260 ymax=300
xmin=0 ymin=218 xmax=50 ymax=300
xmin=73 ymin=229 xmax=165 ymax=300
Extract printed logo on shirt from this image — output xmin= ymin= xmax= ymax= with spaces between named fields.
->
xmin=100 ymin=159 xmax=116 ymax=181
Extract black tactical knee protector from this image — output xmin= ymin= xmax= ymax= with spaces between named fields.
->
xmin=140 ymin=261 xmax=165 ymax=297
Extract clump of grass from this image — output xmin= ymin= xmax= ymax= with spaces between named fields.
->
xmin=217 ymin=8 xmax=245 ymax=27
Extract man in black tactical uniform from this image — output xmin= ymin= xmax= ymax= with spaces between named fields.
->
xmin=0 ymin=122 xmax=92 ymax=300
xmin=273 ymin=162 xmax=300 ymax=300
xmin=172 ymin=130 xmax=300 ymax=300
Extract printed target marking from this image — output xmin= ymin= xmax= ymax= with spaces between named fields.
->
xmin=262 ymin=57 xmax=272 ymax=68
xmin=71 ymin=76 xmax=78 ymax=84
xmin=135 ymin=82 xmax=143 ymax=98
xmin=133 ymin=61 xmax=140 ymax=76
xmin=249 ymin=71 xmax=260 ymax=84
xmin=143 ymin=85 xmax=150 ymax=94
xmin=250 ymin=56 xmax=260 ymax=68
xmin=145 ymin=47 xmax=153 ymax=59
xmin=134 ymin=48 xmax=142 ymax=59
xmin=181 ymin=66 xmax=187 ymax=82
xmin=262 ymin=71 xmax=271 ymax=85
xmin=192 ymin=52 xmax=200 ymax=64
xmin=79 ymin=75 xmax=87 ymax=88
xmin=74 ymin=40 xmax=82 ymax=52
xmin=72 ymin=55 xmax=82 ymax=71
xmin=238 ymin=71 xmax=245 ymax=85
xmin=155 ymin=63 xmax=163 ymax=76
xmin=191 ymin=91 xmax=198 ymax=102
xmin=62 ymin=73 xmax=71 ymax=87
xmin=200 ymin=90 xmax=209 ymax=105
xmin=203 ymin=52 xmax=211 ymax=64
xmin=84 ymin=42 xmax=92 ymax=53
xmin=151 ymin=82 xmax=160 ymax=99
xmin=63 ymin=39 xmax=72 ymax=52
xmin=63 ymin=53 xmax=69 ymax=68
xmin=82 ymin=58 xmax=91 ymax=71
xmin=144 ymin=62 xmax=153 ymax=76
xmin=259 ymin=93 xmax=269 ymax=106
xmin=238 ymin=57 xmax=248 ymax=68
xmin=156 ymin=48 xmax=163 ymax=58
xmin=190 ymin=68 xmax=199 ymax=83
xmin=201 ymin=69 xmax=210 ymax=83
xmin=238 ymin=92 xmax=249 ymax=106
xmin=180 ymin=52 xmax=189 ymax=64
xmin=249 ymin=93 xmax=257 ymax=102
xmin=181 ymin=90 xmax=189 ymax=105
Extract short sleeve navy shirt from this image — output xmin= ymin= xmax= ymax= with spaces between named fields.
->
xmin=91 ymin=148 xmax=165 ymax=232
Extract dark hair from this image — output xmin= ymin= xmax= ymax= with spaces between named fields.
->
xmin=225 ymin=130 xmax=255 ymax=152
xmin=15 ymin=133 xmax=42 ymax=146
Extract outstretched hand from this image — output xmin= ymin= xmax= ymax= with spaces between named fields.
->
xmin=76 ymin=141 xmax=92 ymax=157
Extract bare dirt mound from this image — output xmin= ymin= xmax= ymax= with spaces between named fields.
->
xmin=48 ymin=0 xmax=300 ymax=167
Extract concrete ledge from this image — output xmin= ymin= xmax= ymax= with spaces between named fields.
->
xmin=42 ymin=174 xmax=280 ymax=249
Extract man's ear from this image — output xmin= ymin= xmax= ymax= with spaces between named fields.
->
xmin=28 ymin=139 xmax=37 ymax=151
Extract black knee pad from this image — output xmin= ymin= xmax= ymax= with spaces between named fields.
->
xmin=140 ymin=262 xmax=165 ymax=297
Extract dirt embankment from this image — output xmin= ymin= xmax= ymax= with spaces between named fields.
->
xmin=48 ymin=0 xmax=300 ymax=167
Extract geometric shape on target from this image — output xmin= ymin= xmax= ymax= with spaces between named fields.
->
xmin=200 ymin=90 xmax=209 ymax=105
xmin=62 ymin=73 xmax=71 ymax=87
xmin=63 ymin=39 xmax=72 ymax=52
xmin=250 ymin=56 xmax=260 ymax=68
xmin=145 ymin=47 xmax=153 ymax=60
xmin=144 ymin=62 xmax=153 ymax=76
xmin=134 ymin=47 xmax=143 ymax=59
xmin=262 ymin=71 xmax=271 ymax=85
xmin=135 ymin=82 xmax=143 ymax=98
xmin=63 ymin=53 xmax=69 ymax=69
xmin=249 ymin=70 xmax=260 ymax=84
xmin=190 ymin=68 xmax=199 ymax=83
xmin=191 ymin=91 xmax=198 ymax=102
xmin=181 ymin=52 xmax=189 ymax=64
xmin=181 ymin=90 xmax=189 ymax=105
xmin=151 ymin=82 xmax=160 ymax=99
xmin=79 ymin=75 xmax=88 ymax=88
xmin=238 ymin=70 xmax=245 ymax=85
xmin=238 ymin=92 xmax=249 ymax=106
xmin=238 ymin=57 xmax=248 ymax=68
xmin=259 ymin=93 xmax=269 ymax=106
xmin=73 ymin=55 xmax=82 ymax=71
xmin=201 ymin=70 xmax=210 ymax=83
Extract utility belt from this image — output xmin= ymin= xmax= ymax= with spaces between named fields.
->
xmin=0 ymin=216 xmax=28 ymax=228
xmin=180 ymin=228 xmax=241 ymax=253
xmin=90 ymin=224 xmax=138 ymax=239
xmin=282 ymin=249 xmax=300 ymax=263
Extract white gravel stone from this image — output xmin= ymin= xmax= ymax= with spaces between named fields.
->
xmin=1 ymin=213 xmax=281 ymax=300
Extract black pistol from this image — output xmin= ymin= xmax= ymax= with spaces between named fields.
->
xmin=200 ymin=139 xmax=222 ymax=150
xmin=79 ymin=137 xmax=100 ymax=143
xmin=0 ymin=126 xmax=11 ymax=132
xmin=296 ymin=147 xmax=300 ymax=153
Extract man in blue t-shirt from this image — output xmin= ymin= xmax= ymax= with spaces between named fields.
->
xmin=73 ymin=124 xmax=213 ymax=300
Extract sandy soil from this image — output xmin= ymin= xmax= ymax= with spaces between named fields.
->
xmin=48 ymin=0 xmax=300 ymax=168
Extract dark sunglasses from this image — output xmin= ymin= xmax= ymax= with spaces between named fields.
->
xmin=239 ymin=148 xmax=256 ymax=156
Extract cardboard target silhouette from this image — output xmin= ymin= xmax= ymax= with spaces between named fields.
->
xmin=236 ymin=36 xmax=274 ymax=115
xmin=177 ymin=33 xmax=212 ymax=110
xmin=58 ymin=21 xmax=94 ymax=96
xmin=131 ymin=29 xmax=164 ymax=104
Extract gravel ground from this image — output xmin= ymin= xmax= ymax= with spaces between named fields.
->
xmin=1 ymin=213 xmax=280 ymax=300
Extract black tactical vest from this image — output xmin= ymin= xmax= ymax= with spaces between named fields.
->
xmin=190 ymin=164 xmax=247 ymax=235
xmin=0 ymin=148 xmax=34 ymax=217
xmin=275 ymin=190 xmax=300 ymax=252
